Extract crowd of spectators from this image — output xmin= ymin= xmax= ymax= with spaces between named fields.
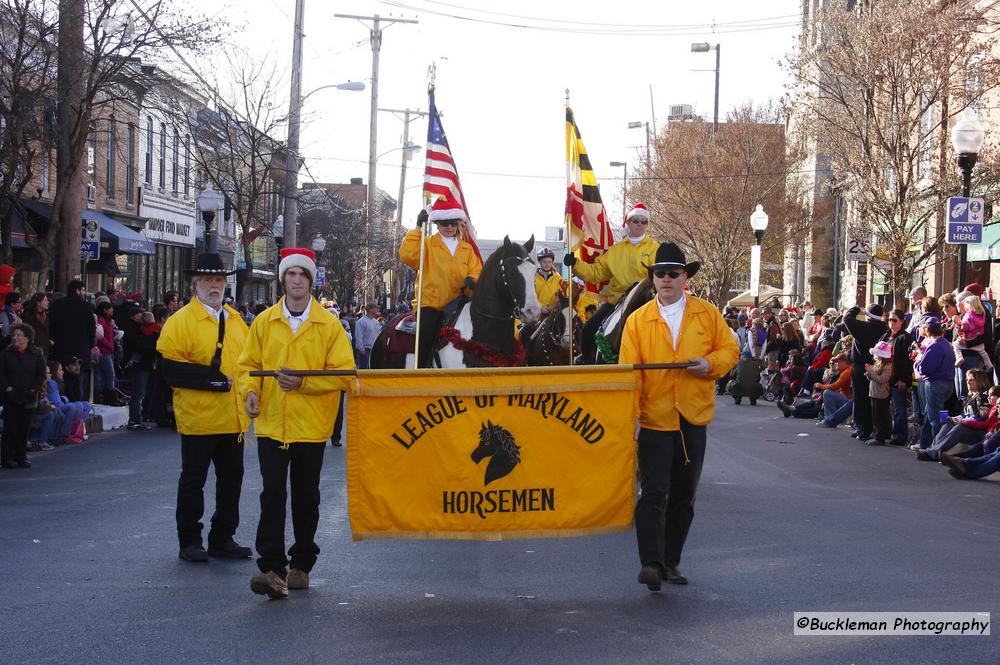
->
xmin=721 ymin=284 xmax=1000 ymax=481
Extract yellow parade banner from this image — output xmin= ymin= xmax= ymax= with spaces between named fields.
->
xmin=346 ymin=365 xmax=638 ymax=541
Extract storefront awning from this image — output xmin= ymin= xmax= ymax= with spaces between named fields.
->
xmin=86 ymin=210 xmax=154 ymax=255
xmin=966 ymin=220 xmax=1000 ymax=262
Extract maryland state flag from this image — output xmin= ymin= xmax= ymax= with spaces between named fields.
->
xmin=565 ymin=107 xmax=614 ymax=266
xmin=346 ymin=366 xmax=638 ymax=540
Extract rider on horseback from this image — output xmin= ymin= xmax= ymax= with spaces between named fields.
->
xmin=534 ymin=247 xmax=565 ymax=315
xmin=563 ymin=202 xmax=659 ymax=360
xmin=399 ymin=199 xmax=483 ymax=368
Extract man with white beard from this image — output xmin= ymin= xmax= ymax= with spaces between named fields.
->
xmin=157 ymin=253 xmax=253 ymax=563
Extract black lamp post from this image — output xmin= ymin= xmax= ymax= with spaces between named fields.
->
xmin=950 ymin=108 xmax=986 ymax=289
xmin=749 ymin=204 xmax=769 ymax=308
xmin=197 ymin=184 xmax=224 ymax=254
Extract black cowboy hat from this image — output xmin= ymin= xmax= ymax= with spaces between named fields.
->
xmin=184 ymin=253 xmax=237 ymax=276
xmin=642 ymin=242 xmax=700 ymax=278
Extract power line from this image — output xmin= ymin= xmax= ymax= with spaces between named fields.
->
xmin=380 ymin=1 xmax=799 ymax=36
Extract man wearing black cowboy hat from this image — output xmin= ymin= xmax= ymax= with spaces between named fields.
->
xmin=157 ymin=253 xmax=253 ymax=563
xmin=619 ymin=242 xmax=739 ymax=591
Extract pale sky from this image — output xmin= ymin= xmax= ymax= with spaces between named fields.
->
xmin=184 ymin=0 xmax=802 ymax=245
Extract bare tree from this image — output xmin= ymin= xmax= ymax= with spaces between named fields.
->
xmin=0 ymin=0 xmax=58 ymax=265
xmin=629 ymin=102 xmax=813 ymax=306
xmin=783 ymin=0 xmax=1000 ymax=301
xmin=164 ymin=55 xmax=286 ymax=302
xmin=50 ymin=0 xmax=221 ymax=291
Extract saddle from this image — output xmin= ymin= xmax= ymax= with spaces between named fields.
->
xmin=386 ymin=295 xmax=470 ymax=356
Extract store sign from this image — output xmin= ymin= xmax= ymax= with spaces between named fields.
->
xmin=139 ymin=187 xmax=196 ymax=247
xmin=81 ymin=218 xmax=99 ymax=260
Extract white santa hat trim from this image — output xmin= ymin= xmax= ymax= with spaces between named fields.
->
xmin=427 ymin=198 xmax=468 ymax=223
xmin=625 ymin=202 xmax=651 ymax=224
xmin=278 ymin=247 xmax=317 ymax=283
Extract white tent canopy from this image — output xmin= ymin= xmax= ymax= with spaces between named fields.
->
xmin=726 ymin=285 xmax=784 ymax=308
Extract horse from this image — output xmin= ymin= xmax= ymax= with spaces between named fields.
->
xmin=524 ymin=291 xmax=581 ymax=366
xmin=471 ymin=420 xmax=521 ymax=485
xmin=369 ymin=235 xmax=541 ymax=369
xmin=585 ymin=277 xmax=655 ymax=364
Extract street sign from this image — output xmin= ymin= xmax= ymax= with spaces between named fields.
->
xmin=315 ymin=267 xmax=327 ymax=288
xmin=845 ymin=233 xmax=870 ymax=262
xmin=81 ymin=218 xmax=100 ymax=261
xmin=945 ymin=196 xmax=985 ymax=244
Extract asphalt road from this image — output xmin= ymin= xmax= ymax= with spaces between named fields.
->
xmin=1 ymin=397 xmax=997 ymax=665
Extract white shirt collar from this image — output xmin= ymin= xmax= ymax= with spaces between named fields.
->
xmin=628 ymin=234 xmax=646 ymax=246
xmin=199 ymin=299 xmax=227 ymax=320
xmin=441 ymin=235 xmax=459 ymax=255
xmin=282 ymin=297 xmax=312 ymax=333
xmin=657 ymin=294 xmax=687 ymax=350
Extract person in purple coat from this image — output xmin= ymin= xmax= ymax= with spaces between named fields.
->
xmin=913 ymin=317 xmax=956 ymax=449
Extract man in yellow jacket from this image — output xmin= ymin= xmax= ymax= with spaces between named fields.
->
xmin=399 ymin=198 xmax=483 ymax=367
xmin=157 ymin=253 xmax=252 ymax=563
xmin=564 ymin=202 xmax=659 ymax=360
xmin=237 ymin=247 xmax=356 ymax=599
xmin=533 ymin=247 xmax=564 ymax=314
xmin=619 ymin=242 xmax=739 ymax=591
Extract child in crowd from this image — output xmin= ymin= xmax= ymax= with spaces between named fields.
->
xmin=865 ymin=341 xmax=894 ymax=445
xmin=953 ymin=294 xmax=994 ymax=369
xmin=125 ymin=311 xmax=161 ymax=369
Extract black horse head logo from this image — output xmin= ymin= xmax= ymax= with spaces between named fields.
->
xmin=471 ymin=421 xmax=521 ymax=485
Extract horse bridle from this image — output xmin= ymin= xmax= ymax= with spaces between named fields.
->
xmin=491 ymin=253 xmax=532 ymax=320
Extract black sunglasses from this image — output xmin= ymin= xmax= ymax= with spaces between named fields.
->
xmin=437 ymin=220 xmax=459 ymax=228
xmin=629 ymin=219 xmax=649 ymax=225
xmin=653 ymin=269 xmax=685 ymax=280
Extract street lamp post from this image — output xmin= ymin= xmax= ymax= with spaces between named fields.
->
xmin=311 ymin=235 xmax=326 ymax=295
xmin=749 ymin=204 xmax=769 ymax=308
xmin=690 ymin=42 xmax=720 ymax=134
xmin=610 ymin=161 xmax=627 ymax=221
xmin=950 ymin=108 xmax=986 ymax=289
xmin=197 ymin=184 xmax=225 ymax=254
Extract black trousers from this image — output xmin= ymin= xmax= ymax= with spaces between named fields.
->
xmin=581 ymin=302 xmax=615 ymax=360
xmin=872 ymin=396 xmax=891 ymax=442
xmin=635 ymin=420 xmax=707 ymax=569
xmin=255 ymin=437 xmax=326 ymax=577
xmin=331 ymin=391 xmax=345 ymax=443
xmin=417 ymin=307 xmax=444 ymax=368
xmin=851 ymin=365 xmax=873 ymax=436
xmin=1 ymin=402 xmax=34 ymax=465
xmin=175 ymin=433 xmax=245 ymax=547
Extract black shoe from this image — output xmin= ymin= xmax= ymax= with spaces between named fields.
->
xmin=207 ymin=538 xmax=252 ymax=559
xmin=127 ymin=422 xmax=151 ymax=431
xmin=940 ymin=453 xmax=968 ymax=477
xmin=16 ymin=459 xmax=31 ymax=469
xmin=776 ymin=401 xmax=791 ymax=418
xmin=888 ymin=438 xmax=907 ymax=446
xmin=663 ymin=564 xmax=688 ymax=585
xmin=915 ymin=450 xmax=935 ymax=461
xmin=330 ymin=439 xmax=343 ymax=447
xmin=179 ymin=544 xmax=209 ymax=562
xmin=638 ymin=565 xmax=662 ymax=591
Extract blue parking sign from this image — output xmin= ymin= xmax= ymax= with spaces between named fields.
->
xmin=946 ymin=197 xmax=985 ymax=244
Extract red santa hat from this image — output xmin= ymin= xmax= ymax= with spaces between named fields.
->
xmin=0 ymin=264 xmax=14 ymax=298
xmin=427 ymin=197 xmax=468 ymax=223
xmin=278 ymin=247 xmax=317 ymax=283
xmin=624 ymin=202 xmax=651 ymax=226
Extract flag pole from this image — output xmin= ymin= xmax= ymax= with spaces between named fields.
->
xmin=564 ymin=88 xmax=575 ymax=366
xmin=414 ymin=203 xmax=429 ymax=368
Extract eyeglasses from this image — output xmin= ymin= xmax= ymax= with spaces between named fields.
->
xmin=628 ymin=219 xmax=649 ymax=225
xmin=653 ymin=269 xmax=685 ymax=280
xmin=437 ymin=221 xmax=459 ymax=228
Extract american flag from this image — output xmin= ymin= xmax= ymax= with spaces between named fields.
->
xmin=423 ymin=88 xmax=482 ymax=261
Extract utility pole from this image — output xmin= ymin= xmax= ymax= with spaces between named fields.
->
xmin=282 ymin=0 xmax=305 ymax=249
xmin=379 ymin=106 xmax=428 ymax=303
xmin=335 ymin=13 xmax=418 ymax=303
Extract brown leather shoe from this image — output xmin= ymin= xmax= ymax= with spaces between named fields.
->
xmin=663 ymin=564 xmax=688 ymax=585
xmin=287 ymin=568 xmax=310 ymax=590
xmin=637 ymin=565 xmax=662 ymax=591
xmin=250 ymin=571 xmax=288 ymax=599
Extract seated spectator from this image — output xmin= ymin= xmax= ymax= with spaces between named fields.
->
xmin=780 ymin=351 xmax=806 ymax=404
xmin=47 ymin=361 xmax=89 ymax=443
xmin=916 ymin=371 xmax=994 ymax=461
xmin=941 ymin=423 xmax=1000 ymax=479
xmin=776 ymin=353 xmax=852 ymax=425
xmin=801 ymin=338 xmax=835 ymax=396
